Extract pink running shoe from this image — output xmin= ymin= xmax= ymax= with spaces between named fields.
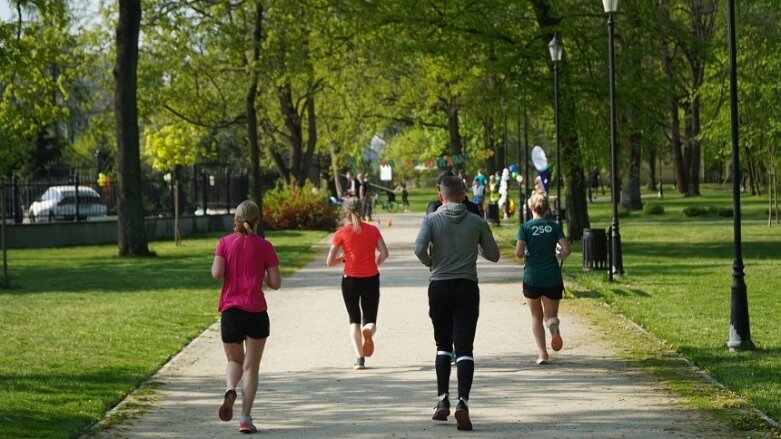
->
xmin=536 ymin=353 xmax=550 ymax=365
xmin=239 ymin=417 xmax=257 ymax=434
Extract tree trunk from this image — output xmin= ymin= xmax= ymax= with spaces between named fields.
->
xmin=482 ymin=116 xmax=496 ymax=172
xmin=621 ymin=130 xmax=643 ymax=210
xmin=647 ymin=145 xmax=657 ymax=191
xmin=687 ymin=94 xmax=702 ymax=196
xmin=279 ymin=84 xmax=303 ymax=184
xmin=1 ymin=181 xmax=7 ymax=288
xmin=447 ymin=104 xmax=463 ymax=159
xmin=114 ymin=0 xmax=149 ymax=256
xmin=246 ymin=2 xmax=263 ymax=208
xmin=530 ymin=0 xmax=589 ymax=240
xmin=303 ymin=92 xmax=317 ymax=184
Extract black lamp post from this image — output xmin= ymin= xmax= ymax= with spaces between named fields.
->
xmin=602 ymin=0 xmax=623 ymax=280
xmin=726 ymin=0 xmax=752 ymax=351
xmin=549 ymin=34 xmax=563 ymax=227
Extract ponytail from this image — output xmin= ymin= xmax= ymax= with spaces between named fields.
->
xmin=234 ymin=200 xmax=261 ymax=234
xmin=342 ymin=197 xmax=363 ymax=232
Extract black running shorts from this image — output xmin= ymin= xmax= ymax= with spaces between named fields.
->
xmin=522 ymin=282 xmax=564 ymax=300
xmin=220 ymin=308 xmax=270 ymax=344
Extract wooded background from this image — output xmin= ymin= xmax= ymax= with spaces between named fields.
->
xmin=2 ymin=0 xmax=779 ymax=248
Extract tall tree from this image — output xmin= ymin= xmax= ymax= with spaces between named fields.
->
xmin=114 ymin=0 xmax=150 ymax=256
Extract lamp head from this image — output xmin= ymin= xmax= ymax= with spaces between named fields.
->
xmin=548 ymin=35 xmax=563 ymax=62
xmin=602 ymin=0 xmax=618 ymax=13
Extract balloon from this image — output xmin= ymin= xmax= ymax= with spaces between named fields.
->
xmin=509 ymin=164 xmax=519 ymax=174
xmin=511 ymin=171 xmax=518 ymax=179
xmin=515 ymin=175 xmax=523 ymax=183
xmin=531 ymin=145 xmax=549 ymax=172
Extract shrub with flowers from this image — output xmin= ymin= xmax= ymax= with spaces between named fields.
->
xmin=262 ymin=180 xmax=341 ymax=231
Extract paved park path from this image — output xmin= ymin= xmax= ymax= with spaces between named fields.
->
xmin=87 ymin=213 xmax=737 ymax=438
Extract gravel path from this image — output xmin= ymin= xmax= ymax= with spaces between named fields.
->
xmin=86 ymin=213 xmax=737 ymax=438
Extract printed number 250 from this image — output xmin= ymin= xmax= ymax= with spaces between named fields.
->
xmin=531 ymin=225 xmax=553 ymax=236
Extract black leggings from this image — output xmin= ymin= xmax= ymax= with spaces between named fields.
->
xmin=429 ymin=279 xmax=479 ymax=399
xmin=428 ymin=279 xmax=480 ymax=357
xmin=341 ymin=274 xmax=380 ymax=325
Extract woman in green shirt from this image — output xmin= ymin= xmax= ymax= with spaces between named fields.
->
xmin=515 ymin=192 xmax=571 ymax=365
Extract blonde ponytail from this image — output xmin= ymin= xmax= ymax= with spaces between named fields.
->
xmin=234 ymin=200 xmax=261 ymax=234
xmin=343 ymin=197 xmax=363 ymax=232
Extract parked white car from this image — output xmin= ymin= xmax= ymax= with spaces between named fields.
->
xmin=28 ymin=186 xmax=108 ymax=223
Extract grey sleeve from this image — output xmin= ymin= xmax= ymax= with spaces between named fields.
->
xmin=413 ymin=217 xmax=433 ymax=266
xmin=478 ymin=221 xmax=501 ymax=262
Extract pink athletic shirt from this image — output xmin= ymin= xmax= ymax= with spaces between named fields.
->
xmin=332 ymin=223 xmax=382 ymax=278
xmin=215 ymin=233 xmax=280 ymax=313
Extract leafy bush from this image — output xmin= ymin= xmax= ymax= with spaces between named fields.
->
xmin=683 ymin=206 xmax=707 ymax=217
xmin=683 ymin=206 xmax=733 ymax=218
xmin=262 ymin=180 xmax=341 ymax=231
xmin=643 ymin=203 xmax=665 ymax=215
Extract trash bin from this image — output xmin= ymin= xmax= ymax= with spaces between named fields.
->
xmin=582 ymin=228 xmax=608 ymax=271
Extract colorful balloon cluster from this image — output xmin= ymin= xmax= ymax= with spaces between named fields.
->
xmin=508 ymin=164 xmax=523 ymax=183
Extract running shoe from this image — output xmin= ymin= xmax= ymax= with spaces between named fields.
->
xmin=536 ymin=353 xmax=550 ymax=365
xmin=353 ymin=356 xmax=366 ymax=370
xmin=218 ymin=388 xmax=237 ymax=422
xmin=549 ymin=321 xmax=563 ymax=352
xmin=362 ymin=327 xmax=375 ymax=357
xmin=454 ymin=399 xmax=473 ymax=431
xmin=238 ymin=417 xmax=257 ymax=434
xmin=432 ymin=396 xmax=450 ymax=421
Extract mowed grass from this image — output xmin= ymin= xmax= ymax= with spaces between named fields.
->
xmin=0 ymin=230 xmax=326 ymax=439
xmin=493 ymin=184 xmax=781 ymax=431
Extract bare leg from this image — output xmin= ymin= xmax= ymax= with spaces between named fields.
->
xmin=223 ymin=342 xmax=245 ymax=391
xmin=542 ymin=297 xmax=560 ymax=325
xmin=349 ymin=323 xmax=363 ymax=357
xmin=240 ymin=337 xmax=266 ymax=417
xmin=526 ymin=298 xmax=547 ymax=355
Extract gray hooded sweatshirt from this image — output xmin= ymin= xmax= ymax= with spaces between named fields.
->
xmin=414 ymin=202 xmax=500 ymax=282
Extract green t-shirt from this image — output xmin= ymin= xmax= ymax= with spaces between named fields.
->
xmin=516 ymin=219 xmax=565 ymax=287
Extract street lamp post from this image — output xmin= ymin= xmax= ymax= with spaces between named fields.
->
xmin=549 ymin=35 xmax=563 ymax=227
xmin=726 ymin=0 xmax=752 ymax=351
xmin=602 ymin=0 xmax=623 ymax=280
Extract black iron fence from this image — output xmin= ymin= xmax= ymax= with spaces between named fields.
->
xmin=3 ymin=165 xmax=249 ymax=225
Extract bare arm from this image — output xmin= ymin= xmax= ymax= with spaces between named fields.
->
xmin=375 ymin=238 xmax=389 ymax=266
xmin=557 ymin=237 xmax=571 ymax=260
xmin=265 ymin=265 xmax=281 ymax=290
xmin=515 ymin=240 xmax=526 ymax=261
xmin=326 ymin=244 xmax=344 ymax=267
xmin=211 ymin=255 xmax=225 ymax=280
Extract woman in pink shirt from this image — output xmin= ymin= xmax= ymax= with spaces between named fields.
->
xmin=211 ymin=200 xmax=281 ymax=434
xmin=327 ymin=197 xmax=389 ymax=370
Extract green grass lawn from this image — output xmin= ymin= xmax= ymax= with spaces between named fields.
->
xmin=0 ymin=230 xmax=326 ymax=439
xmin=493 ymin=183 xmax=781 ymax=433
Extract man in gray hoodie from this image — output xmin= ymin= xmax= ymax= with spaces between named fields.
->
xmin=413 ymin=175 xmax=501 ymax=431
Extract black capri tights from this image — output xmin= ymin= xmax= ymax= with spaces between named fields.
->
xmin=341 ymin=274 xmax=380 ymax=325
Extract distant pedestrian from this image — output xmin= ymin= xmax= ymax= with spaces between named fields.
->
xmin=212 ymin=200 xmax=281 ymax=434
xmin=426 ymin=170 xmax=482 ymax=217
xmin=414 ymin=175 xmax=501 ymax=431
xmin=515 ymin=192 xmax=570 ymax=365
xmin=326 ymin=197 xmax=389 ymax=370
xmin=395 ymin=181 xmax=410 ymax=212
xmin=360 ymin=173 xmax=373 ymax=221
